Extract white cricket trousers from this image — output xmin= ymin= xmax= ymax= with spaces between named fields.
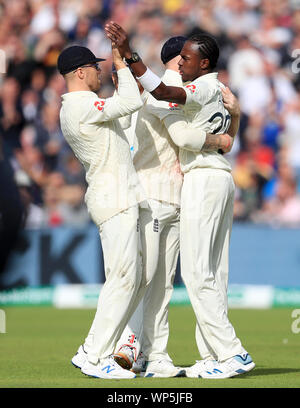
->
xmin=83 ymin=205 xmax=142 ymax=364
xmin=115 ymin=199 xmax=180 ymax=362
xmin=180 ymin=168 xmax=244 ymax=362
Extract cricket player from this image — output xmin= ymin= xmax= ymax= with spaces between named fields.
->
xmin=58 ymin=43 xmax=146 ymax=379
xmin=111 ymin=37 xmax=239 ymax=378
xmin=113 ymin=37 xmax=186 ymax=378
xmin=105 ymin=22 xmax=255 ymax=379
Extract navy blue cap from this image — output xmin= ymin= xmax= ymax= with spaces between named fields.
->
xmin=160 ymin=36 xmax=187 ymax=64
xmin=57 ymin=45 xmax=106 ymax=75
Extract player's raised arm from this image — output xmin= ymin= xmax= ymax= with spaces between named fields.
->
xmin=104 ymin=21 xmax=187 ymax=104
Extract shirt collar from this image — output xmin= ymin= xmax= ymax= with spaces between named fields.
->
xmin=61 ymin=91 xmax=96 ymax=100
xmin=194 ymin=72 xmax=218 ymax=83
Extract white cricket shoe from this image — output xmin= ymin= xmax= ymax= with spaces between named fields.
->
xmin=144 ymin=359 xmax=186 ymax=378
xmin=113 ymin=345 xmax=136 ymax=370
xmin=185 ymin=359 xmax=219 ymax=378
xmin=198 ymin=353 xmax=255 ymax=379
xmin=71 ymin=345 xmax=87 ymax=369
xmin=221 ymin=353 xmax=255 ymax=377
xmin=131 ymin=351 xmax=147 ymax=374
xmin=81 ymin=356 xmax=136 ymax=379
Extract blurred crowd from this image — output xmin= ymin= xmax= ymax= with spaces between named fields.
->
xmin=1 ymin=0 xmax=300 ymax=229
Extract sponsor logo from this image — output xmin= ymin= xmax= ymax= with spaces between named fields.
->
xmin=94 ymin=100 xmax=105 ymax=111
xmin=128 ymin=334 xmax=136 ymax=344
xmin=102 ymin=364 xmax=115 ymax=373
xmin=168 ymin=102 xmax=179 ymax=110
xmin=185 ymin=84 xmax=196 ymax=93
xmin=291 ymin=49 xmax=300 ymax=74
xmin=153 ymin=219 xmax=159 ymax=232
xmin=291 ymin=309 xmax=300 ymax=334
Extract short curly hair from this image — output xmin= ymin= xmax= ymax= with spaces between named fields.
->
xmin=188 ymin=34 xmax=220 ymax=69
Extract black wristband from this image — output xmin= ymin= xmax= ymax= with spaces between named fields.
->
xmin=125 ymin=52 xmax=141 ymax=65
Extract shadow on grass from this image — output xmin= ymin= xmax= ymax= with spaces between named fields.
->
xmin=182 ymin=365 xmax=299 ymax=379
xmin=236 ymin=367 xmax=300 ymax=378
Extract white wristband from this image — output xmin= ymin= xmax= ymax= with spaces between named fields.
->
xmin=136 ymin=67 xmax=161 ymax=92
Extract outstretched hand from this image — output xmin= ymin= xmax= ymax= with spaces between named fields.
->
xmin=105 ymin=21 xmax=132 ymax=59
xmin=221 ymin=87 xmax=240 ymax=117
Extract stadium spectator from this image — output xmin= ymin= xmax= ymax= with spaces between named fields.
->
xmin=40 ymin=172 xmax=89 ymax=227
xmin=214 ymin=0 xmax=260 ymax=39
xmin=34 ymin=102 xmax=67 ymax=171
xmin=252 ymin=168 xmax=300 ymax=227
xmin=15 ymin=169 xmax=44 ymax=229
xmin=227 ymin=35 xmax=265 ymax=94
xmin=0 ymin=77 xmax=25 ymax=158
xmin=0 ymin=133 xmax=24 ymax=274
xmin=280 ymin=93 xmax=300 ymax=184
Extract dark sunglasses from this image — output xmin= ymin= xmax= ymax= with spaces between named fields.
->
xmin=74 ymin=63 xmax=101 ymax=72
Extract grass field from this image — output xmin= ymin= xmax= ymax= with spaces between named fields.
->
xmin=0 ymin=305 xmax=299 ymax=390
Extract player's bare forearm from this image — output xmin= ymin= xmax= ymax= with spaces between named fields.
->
xmin=221 ymin=86 xmax=240 ymax=138
xmin=203 ymin=133 xmax=233 ymax=153
xmin=151 ymin=83 xmax=187 ymax=104
xmin=227 ymin=113 xmax=240 ymax=138
xmin=105 ymin=21 xmax=186 ymax=104
xmin=111 ymin=45 xmax=127 ymax=71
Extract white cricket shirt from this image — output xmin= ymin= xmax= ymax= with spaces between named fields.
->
xmin=133 ymin=69 xmax=184 ymax=207
xmin=179 ymin=72 xmax=232 ymax=173
xmin=59 ymin=67 xmax=145 ymax=226
xmin=149 ymin=72 xmax=233 ymax=174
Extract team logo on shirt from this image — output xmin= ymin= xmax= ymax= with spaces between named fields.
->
xmin=185 ymin=84 xmax=196 ymax=93
xmin=168 ymin=102 xmax=179 ymax=110
xmin=94 ymin=100 xmax=105 ymax=111
xmin=128 ymin=334 xmax=136 ymax=344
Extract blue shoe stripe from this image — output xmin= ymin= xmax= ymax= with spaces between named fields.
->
xmin=235 ymin=368 xmax=246 ymax=374
xmin=101 ymin=365 xmax=116 ymax=374
xmin=212 ymin=368 xmax=223 ymax=373
xmin=145 ymin=373 xmax=155 ymax=377
xmin=234 ymin=354 xmax=253 ymax=365
xmin=204 ymin=369 xmax=224 ymax=375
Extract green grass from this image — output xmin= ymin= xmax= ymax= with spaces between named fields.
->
xmin=0 ymin=306 xmax=299 ymax=388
